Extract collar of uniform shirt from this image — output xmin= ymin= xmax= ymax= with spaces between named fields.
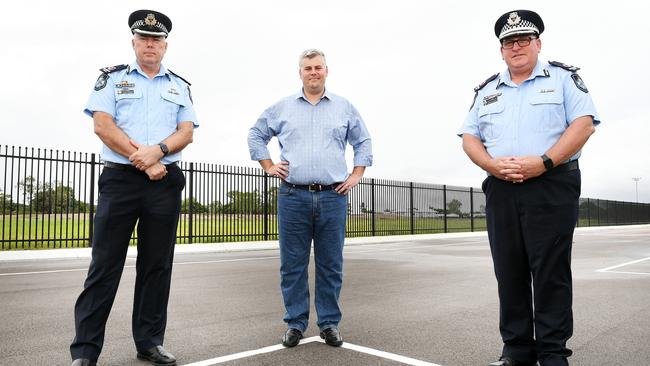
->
xmin=295 ymin=88 xmax=332 ymax=103
xmin=129 ymin=61 xmax=169 ymax=79
xmin=498 ymin=59 xmax=549 ymax=88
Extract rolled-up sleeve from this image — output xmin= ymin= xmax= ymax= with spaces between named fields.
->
xmin=348 ymin=105 xmax=373 ymax=167
xmin=247 ymin=107 xmax=274 ymax=161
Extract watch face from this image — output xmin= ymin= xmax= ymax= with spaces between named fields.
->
xmin=159 ymin=143 xmax=169 ymax=155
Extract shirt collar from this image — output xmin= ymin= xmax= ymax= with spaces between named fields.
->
xmin=498 ymin=59 xmax=548 ymax=87
xmin=295 ymin=88 xmax=331 ymax=102
xmin=128 ymin=61 xmax=168 ymax=78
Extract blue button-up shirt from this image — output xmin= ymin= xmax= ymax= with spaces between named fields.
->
xmin=84 ymin=61 xmax=199 ymax=164
xmin=459 ymin=60 xmax=600 ymax=161
xmin=248 ymin=89 xmax=373 ymax=185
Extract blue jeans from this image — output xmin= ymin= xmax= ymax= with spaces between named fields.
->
xmin=277 ymin=183 xmax=347 ymax=332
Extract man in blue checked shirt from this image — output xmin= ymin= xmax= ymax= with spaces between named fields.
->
xmin=70 ymin=10 xmax=197 ymax=366
xmin=248 ymin=49 xmax=372 ymax=348
xmin=459 ymin=10 xmax=599 ymax=366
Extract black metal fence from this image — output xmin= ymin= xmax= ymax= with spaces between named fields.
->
xmin=1 ymin=145 xmax=649 ymax=250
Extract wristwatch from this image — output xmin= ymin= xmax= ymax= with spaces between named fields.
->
xmin=541 ymin=154 xmax=554 ymax=171
xmin=158 ymin=142 xmax=169 ymax=157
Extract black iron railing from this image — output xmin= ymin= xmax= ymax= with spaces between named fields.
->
xmin=1 ymin=144 xmax=649 ymax=249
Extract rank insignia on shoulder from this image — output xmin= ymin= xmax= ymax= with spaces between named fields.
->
xmin=94 ymin=73 xmax=108 ymax=91
xmin=548 ymin=61 xmax=580 ymax=73
xmin=474 ymin=73 xmax=500 ymax=93
xmin=168 ymin=69 xmax=191 ymax=86
xmin=99 ymin=64 xmax=128 ymax=74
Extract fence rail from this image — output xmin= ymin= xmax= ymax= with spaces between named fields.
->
xmin=2 ymin=145 xmax=649 ymax=250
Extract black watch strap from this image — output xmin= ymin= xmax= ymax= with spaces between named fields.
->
xmin=541 ymin=154 xmax=554 ymax=171
xmin=158 ymin=143 xmax=169 ymax=157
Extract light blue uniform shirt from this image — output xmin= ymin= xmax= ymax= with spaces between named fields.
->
xmin=248 ymin=89 xmax=373 ymax=185
xmin=84 ymin=61 xmax=199 ymax=164
xmin=459 ymin=60 xmax=600 ymax=162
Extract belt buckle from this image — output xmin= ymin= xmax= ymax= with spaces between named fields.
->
xmin=309 ymin=184 xmax=321 ymax=192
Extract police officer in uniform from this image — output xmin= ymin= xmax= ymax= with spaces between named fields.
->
xmin=70 ymin=10 xmax=197 ymax=366
xmin=458 ymin=10 xmax=600 ymax=366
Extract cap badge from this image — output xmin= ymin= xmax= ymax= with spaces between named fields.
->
xmin=144 ymin=14 xmax=157 ymax=26
xmin=507 ymin=12 xmax=521 ymax=26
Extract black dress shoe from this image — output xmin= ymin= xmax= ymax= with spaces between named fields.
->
xmin=71 ymin=359 xmax=96 ymax=366
xmin=487 ymin=357 xmax=537 ymax=366
xmin=320 ymin=327 xmax=343 ymax=347
xmin=137 ymin=345 xmax=177 ymax=366
xmin=282 ymin=328 xmax=303 ymax=347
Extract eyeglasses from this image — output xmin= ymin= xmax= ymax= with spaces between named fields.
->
xmin=501 ymin=36 xmax=536 ymax=49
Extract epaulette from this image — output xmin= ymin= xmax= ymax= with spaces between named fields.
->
xmin=99 ymin=64 xmax=128 ymax=74
xmin=548 ymin=61 xmax=580 ymax=73
xmin=474 ymin=73 xmax=499 ymax=92
xmin=168 ymin=69 xmax=191 ymax=86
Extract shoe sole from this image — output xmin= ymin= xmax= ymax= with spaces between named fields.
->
xmin=136 ymin=354 xmax=177 ymax=366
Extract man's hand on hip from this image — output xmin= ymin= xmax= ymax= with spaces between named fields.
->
xmin=265 ymin=161 xmax=289 ymax=179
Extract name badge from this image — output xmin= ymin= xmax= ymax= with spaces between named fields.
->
xmin=483 ymin=92 xmax=501 ymax=106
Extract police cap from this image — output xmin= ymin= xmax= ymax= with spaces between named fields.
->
xmin=128 ymin=10 xmax=172 ymax=37
xmin=494 ymin=10 xmax=544 ymax=40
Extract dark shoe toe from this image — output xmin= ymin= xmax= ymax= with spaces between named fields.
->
xmin=320 ymin=327 xmax=343 ymax=347
xmin=137 ymin=345 xmax=177 ymax=366
xmin=282 ymin=328 xmax=303 ymax=347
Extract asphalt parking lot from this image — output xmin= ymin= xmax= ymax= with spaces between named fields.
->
xmin=0 ymin=225 xmax=648 ymax=365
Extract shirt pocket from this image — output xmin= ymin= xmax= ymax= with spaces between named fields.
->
xmin=114 ymin=89 xmax=143 ymax=123
xmin=477 ymin=101 xmax=505 ymax=141
xmin=529 ymin=93 xmax=565 ymax=132
xmin=161 ymin=91 xmax=186 ymax=125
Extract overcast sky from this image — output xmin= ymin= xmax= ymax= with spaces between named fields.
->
xmin=2 ymin=1 xmax=649 ymax=203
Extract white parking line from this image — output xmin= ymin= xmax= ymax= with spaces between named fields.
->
xmin=181 ymin=336 xmax=443 ymax=366
xmin=596 ymin=256 xmax=650 ymax=274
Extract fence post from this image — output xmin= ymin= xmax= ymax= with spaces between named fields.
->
xmin=443 ymin=185 xmax=448 ymax=233
xmin=263 ymin=172 xmax=268 ymax=241
xmin=371 ymin=178 xmax=376 ymax=236
xmin=88 ymin=153 xmax=96 ymax=247
xmin=409 ymin=182 xmax=414 ymax=235
xmin=470 ymin=187 xmax=474 ymax=232
xmin=188 ymin=162 xmax=194 ymax=244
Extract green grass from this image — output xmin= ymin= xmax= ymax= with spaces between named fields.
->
xmin=5 ymin=214 xmax=632 ymax=250
xmin=1 ymin=214 xmax=490 ymax=250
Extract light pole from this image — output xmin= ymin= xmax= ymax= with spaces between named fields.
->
xmin=632 ymin=177 xmax=641 ymax=203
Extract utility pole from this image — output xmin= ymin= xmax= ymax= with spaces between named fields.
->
xmin=632 ymin=177 xmax=641 ymax=203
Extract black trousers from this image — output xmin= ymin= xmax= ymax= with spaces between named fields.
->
xmin=483 ymin=169 xmax=580 ymax=366
xmin=70 ymin=164 xmax=184 ymax=361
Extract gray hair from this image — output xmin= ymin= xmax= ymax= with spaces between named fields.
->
xmin=299 ymin=49 xmax=327 ymax=68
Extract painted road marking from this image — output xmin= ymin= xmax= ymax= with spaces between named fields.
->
xmin=596 ymin=256 xmax=650 ymax=275
xmin=182 ymin=336 xmax=442 ymax=366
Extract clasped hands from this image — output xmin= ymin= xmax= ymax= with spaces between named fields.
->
xmin=128 ymin=140 xmax=167 ymax=181
xmin=265 ymin=161 xmax=360 ymax=195
xmin=489 ymin=156 xmax=546 ymax=183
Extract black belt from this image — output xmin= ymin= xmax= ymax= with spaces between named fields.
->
xmin=487 ymin=160 xmax=579 ymax=177
xmin=283 ymin=182 xmax=341 ymax=192
xmin=544 ymin=159 xmax=579 ymax=176
xmin=103 ymin=161 xmax=177 ymax=173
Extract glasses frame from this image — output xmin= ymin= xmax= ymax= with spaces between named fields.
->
xmin=501 ymin=36 xmax=537 ymax=49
